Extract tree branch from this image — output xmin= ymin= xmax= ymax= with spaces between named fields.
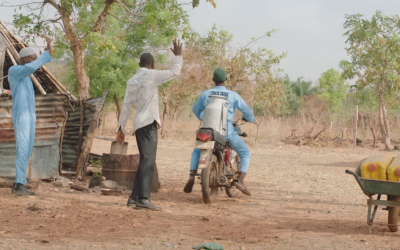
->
xmin=91 ymin=0 xmax=117 ymax=33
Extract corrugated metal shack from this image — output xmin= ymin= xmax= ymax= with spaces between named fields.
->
xmin=0 ymin=94 xmax=70 ymax=179
xmin=0 ymin=20 xmax=106 ymax=180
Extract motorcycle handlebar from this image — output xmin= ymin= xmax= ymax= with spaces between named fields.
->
xmin=236 ymin=117 xmax=258 ymax=125
xmin=239 ymin=132 xmax=247 ymax=137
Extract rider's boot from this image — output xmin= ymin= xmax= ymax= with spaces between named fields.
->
xmin=183 ymin=170 xmax=197 ymax=193
xmin=235 ymin=172 xmax=252 ymax=196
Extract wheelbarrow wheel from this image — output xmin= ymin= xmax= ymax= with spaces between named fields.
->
xmin=388 ymin=196 xmax=400 ymax=232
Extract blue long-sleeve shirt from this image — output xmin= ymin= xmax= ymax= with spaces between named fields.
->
xmin=8 ymin=51 xmax=51 ymax=113
xmin=192 ymin=86 xmax=255 ymax=136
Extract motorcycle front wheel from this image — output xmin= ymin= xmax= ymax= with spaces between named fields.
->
xmin=201 ymin=154 xmax=218 ymax=204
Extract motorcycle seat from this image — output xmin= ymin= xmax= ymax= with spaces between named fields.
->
xmin=197 ymin=127 xmax=228 ymax=147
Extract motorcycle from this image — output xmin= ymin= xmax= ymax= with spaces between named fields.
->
xmin=194 ymin=117 xmax=251 ymax=204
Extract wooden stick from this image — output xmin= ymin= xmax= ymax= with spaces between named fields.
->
xmin=0 ymin=181 xmax=34 ymax=189
xmin=370 ymin=126 xmax=376 ymax=148
xmin=354 ymin=105 xmax=358 ymax=148
xmin=76 ymin=99 xmax=85 ymax=160
xmin=6 ymin=49 xmax=46 ymax=95
xmin=41 ymin=66 xmax=77 ymax=100
xmin=313 ymin=123 xmax=328 ymax=140
xmin=0 ymin=21 xmax=26 ymax=50
xmin=59 ymin=111 xmax=69 ymax=174
xmin=2 ymin=32 xmax=20 ymax=60
xmin=70 ymin=184 xmax=92 ymax=193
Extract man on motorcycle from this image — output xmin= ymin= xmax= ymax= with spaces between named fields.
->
xmin=184 ymin=67 xmax=255 ymax=196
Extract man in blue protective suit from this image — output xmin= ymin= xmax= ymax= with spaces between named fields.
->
xmin=184 ymin=67 xmax=255 ymax=196
xmin=8 ymin=39 xmax=53 ymax=196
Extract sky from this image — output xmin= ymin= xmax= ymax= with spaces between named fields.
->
xmin=1 ymin=0 xmax=400 ymax=83
xmin=180 ymin=0 xmax=400 ymax=84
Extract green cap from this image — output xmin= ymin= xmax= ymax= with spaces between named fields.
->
xmin=213 ymin=67 xmax=227 ymax=82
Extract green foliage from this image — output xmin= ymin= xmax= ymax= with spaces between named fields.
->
xmin=318 ymin=68 xmax=348 ymax=114
xmin=10 ymin=0 xmax=189 ymax=102
xmin=192 ymin=0 xmax=217 ymax=8
xmin=340 ymin=11 xmax=400 ymax=102
xmin=289 ymin=77 xmax=317 ymax=97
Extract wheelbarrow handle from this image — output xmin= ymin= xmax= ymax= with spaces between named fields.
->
xmin=345 ymin=169 xmax=371 ymax=197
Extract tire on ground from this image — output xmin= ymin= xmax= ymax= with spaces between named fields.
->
xmin=388 ymin=196 xmax=400 ymax=232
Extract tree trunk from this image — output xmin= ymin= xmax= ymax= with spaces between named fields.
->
xmin=379 ymin=92 xmax=392 ymax=150
xmin=161 ymin=98 xmax=169 ymax=136
xmin=60 ymin=13 xmax=90 ymax=101
xmin=114 ymin=94 xmax=122 ymax=120
xmin=71 ymin=41 xmax=90 ymax=101
xmin=255 ymin=108 xmax=267 ymax=143
xmin=382 ymin=104 xmax=392 ymax=150
xmin=370 ymin=126 xmax=376 ymax=148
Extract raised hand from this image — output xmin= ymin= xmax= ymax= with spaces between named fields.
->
xmin=46 ymin=37 xmax=54 ymax=55
xmin=170 ymin=37 xmax=183 ymax=56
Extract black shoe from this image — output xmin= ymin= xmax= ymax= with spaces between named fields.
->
xmin=135 ymin=199 xmax=161 ymax=211
xmin=127 ymin=196 xmax=137 ymax=207
xmin=184 ymin=176 xmax=195 ymax=193
xmin=12 ymin=183 xmax=35 ymax=196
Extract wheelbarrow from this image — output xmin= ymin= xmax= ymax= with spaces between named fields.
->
xmin=346 ymin=169 xmax=400 ymax=234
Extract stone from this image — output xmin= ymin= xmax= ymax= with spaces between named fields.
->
xmin=100 ymin=180 xmax=117 ymax=189
xmin=53 ymin=179 xmax=69 ymax=188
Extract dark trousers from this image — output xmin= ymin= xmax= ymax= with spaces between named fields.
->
xmin=131 ymin=121 xmax=158 ymax=198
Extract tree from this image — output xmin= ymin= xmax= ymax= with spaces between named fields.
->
xmin=340 ymin=11 xmax=400 ymax=150
xmin=186 ymin=25 xmax=287 ymax=105
xmin=58 ymin=2 xmax=188 ymax=119
xmin=6 ymin=0 xmax=189 ymax=101
xmin=318 ymin=68 xmax=348 ymax=115
xmin=289 ymin=77 xmax=317 ymax=98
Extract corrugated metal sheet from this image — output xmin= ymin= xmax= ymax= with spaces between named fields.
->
xmin=0 ymin=94 xmax=70 ymax=179
xmin=61 ymin=96 xmax=102 ymax=171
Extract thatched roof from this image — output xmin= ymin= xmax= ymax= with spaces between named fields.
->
xmin=0 ymin=20 xmax=76 ymax=100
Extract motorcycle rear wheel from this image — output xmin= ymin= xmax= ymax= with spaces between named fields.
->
xmin=201 ymin=154 xmax=218 ymax=204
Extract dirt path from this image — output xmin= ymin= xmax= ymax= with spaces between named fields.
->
xmin=1 ymin=138 xmax=400 ymax=249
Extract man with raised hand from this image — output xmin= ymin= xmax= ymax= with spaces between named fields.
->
xmin=8 ymin=39 xmax=53 ymax=196
xmin=116 ymin=39 xmax=183 ymax=211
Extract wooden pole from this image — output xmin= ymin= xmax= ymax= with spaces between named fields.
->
xmin=354 ymin=105 xmax=358 ymax=148
xmin=0 ymin=21 xmax=76 ymax=99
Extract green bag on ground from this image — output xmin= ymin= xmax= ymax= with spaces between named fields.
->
xmin=192 ymin=242 xmax=224 ymax=250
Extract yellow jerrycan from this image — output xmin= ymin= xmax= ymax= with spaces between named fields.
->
xmin=361 ymin=155 xmax=393 ymax=180
xmin=387 ymin=156 xmax=400 ymax=182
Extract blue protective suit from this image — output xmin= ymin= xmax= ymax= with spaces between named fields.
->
xmin=190 ymin=86 xmax=255 ymax=173
xmin=8 ymin=51 xmax=51 ymax=184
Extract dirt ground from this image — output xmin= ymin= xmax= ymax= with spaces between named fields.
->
xmin=2 ymin=137 xmax=400 ymax=249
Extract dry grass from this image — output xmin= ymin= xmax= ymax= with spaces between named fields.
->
xmin=98 ymin=106 xmax=400 ymax=150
